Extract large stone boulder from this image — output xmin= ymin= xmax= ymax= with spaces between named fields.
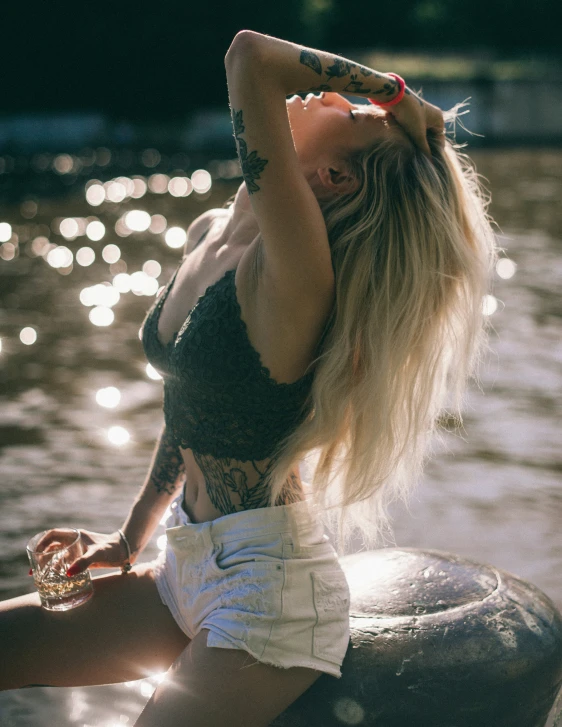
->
xmin=271 ymin=548 xmax=562 ymax=727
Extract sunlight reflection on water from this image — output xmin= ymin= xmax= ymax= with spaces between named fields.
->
xmin=0 ymin=148 xmax=561 ymax=725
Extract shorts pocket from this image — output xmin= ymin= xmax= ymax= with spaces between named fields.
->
xmin=311 ymin=568 xmax=351 ymax=663
xmin=210 ymin=533 xmax=291 ymax=573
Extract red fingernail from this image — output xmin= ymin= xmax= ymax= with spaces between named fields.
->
xmin=28 ymin=568 xmax=33 ymax=576
xmin=66 ymin=568 xmax=74 ymax=577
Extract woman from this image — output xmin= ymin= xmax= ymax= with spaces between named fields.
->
xmin=0 ymin=31 xmax=497 ymax=726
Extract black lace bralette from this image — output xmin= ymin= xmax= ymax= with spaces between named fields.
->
xmin=140 ymin=256 xmax=331 ymax=461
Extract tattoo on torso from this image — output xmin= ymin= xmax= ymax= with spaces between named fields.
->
xmin=192 ymin=452 xmax=304 ymax=515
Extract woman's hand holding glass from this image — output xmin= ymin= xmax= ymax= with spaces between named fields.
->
xmin=48 ymin=529 xmax=133 ymax=576
xmin=26 ymin=527 xmax=116 ymax=611
xmin=32 ymin=528 xmax=135 ymax=577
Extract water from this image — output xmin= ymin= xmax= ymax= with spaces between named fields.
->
xmin=0 ymin=148 xmax=561 ymax=724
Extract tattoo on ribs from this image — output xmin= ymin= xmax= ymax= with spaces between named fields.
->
xmin=231 ymin=108 xmax=268 ymax=195
xmin=192 ymin=452 xmax=304 ymax=516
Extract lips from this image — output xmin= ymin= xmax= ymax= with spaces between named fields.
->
xmin=286 ymin=92 xmax=327 ymax=111
xmin=303 ymin=92 xmax=325 ymax=108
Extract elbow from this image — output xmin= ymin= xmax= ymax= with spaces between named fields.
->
xmin=225 ymin=30 xmax=264 ymax=70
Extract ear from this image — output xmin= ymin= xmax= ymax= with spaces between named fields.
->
xmin=317 ymin=164 xmax=359 ymax=196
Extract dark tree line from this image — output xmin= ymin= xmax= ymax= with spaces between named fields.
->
xmin=1 ymin=0 xmax=558 ymax=119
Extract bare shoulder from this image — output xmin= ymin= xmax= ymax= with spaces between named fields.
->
xmin=183 ymin=208 xmax=231 ymax=256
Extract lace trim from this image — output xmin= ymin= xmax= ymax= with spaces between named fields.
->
xmin=144 ymin=265 xmax=315 ymax=389
xmin=140 ymin=258 xmax=326 ymax=459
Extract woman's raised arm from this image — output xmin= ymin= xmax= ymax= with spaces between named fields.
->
xmin=227 ymin=31 xmax=403 ymax=101
xmin=226 ymin=31 xmax=442 ymax=156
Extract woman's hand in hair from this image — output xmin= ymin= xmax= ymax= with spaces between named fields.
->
xmin=387 ymin=87 xmax=445 ymax=157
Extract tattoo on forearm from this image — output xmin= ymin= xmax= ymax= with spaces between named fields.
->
xmin=300 ymin=49 xmax=322 ymax=75
xmin=405 ymin=87 xmax=424 ymax=106
xmin=151 ymin=429 xmax=186 ymax=495
xmin=297 ymin=83 xmax=333 ymax=93
xmin=325 ymin=58 xmax=354 ymax=80
xmin=231 ymin=108 xmax=268 ymax=195
xmin=298 ymin=51 xmax=402 ymax=101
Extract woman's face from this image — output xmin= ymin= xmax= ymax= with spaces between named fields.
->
xmin=286 ymin=92 xmax=407 ymax=172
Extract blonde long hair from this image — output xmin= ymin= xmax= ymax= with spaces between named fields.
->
xmin=265 ymin=102 xmax=498 ymax=555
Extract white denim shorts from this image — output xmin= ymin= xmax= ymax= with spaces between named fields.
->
xmin=151 ymin=489 xmax=350 ymax=679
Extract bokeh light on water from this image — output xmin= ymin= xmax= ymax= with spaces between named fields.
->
xmin=96 ymin=386 xmax=121 ymax=409
xmin=0 ymin=147 xmax=561 ymax=724
xmin=0 ymin=222 xmax=14 ymax=241
xmin=0 ymin=147 xmax=237 ymax=578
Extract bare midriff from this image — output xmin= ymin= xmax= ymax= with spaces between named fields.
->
xmin=178 ymin=446 xmax=305 ymax=524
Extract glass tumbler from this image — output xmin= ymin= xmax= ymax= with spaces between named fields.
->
xmin=27 ymin=528 xmax=94 ymax=611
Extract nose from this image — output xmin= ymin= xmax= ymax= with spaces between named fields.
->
xmin=322 ymin=92 xmax=354 ymax=110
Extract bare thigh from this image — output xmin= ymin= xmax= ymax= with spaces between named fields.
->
xmin=134 ymin=628 xmax=323 ymax=727
xmin=0 ymin=562 xmax=191 ymax=691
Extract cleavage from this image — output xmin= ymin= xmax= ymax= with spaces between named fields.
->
xmin=157 ymin=248 xmax=240 ymax=348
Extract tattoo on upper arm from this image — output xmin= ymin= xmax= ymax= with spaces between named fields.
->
xmin=232 ymin=108 xmax=268 ymax=195
xmin=298 ymin=52 xmax=401 ymax=99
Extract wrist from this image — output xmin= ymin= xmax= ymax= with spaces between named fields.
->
xmin=368 ymin=73 xmax=405 ymax=108
xmin=117 ymin=529 xmax=134 ymax=574
xmin=118 ymin=523 xmax=143 ymax=560
xmin=122 ymin=496 xmax=166 ymax=554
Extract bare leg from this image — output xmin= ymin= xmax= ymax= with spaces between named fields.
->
xmin=134 ymin=628 xmax=323 ymax=727
xmin=0 ymin=562 xmax=191 ymax=691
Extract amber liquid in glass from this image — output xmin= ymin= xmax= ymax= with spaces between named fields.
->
xmin=32 ymin=549 xmax=93 ymax=611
